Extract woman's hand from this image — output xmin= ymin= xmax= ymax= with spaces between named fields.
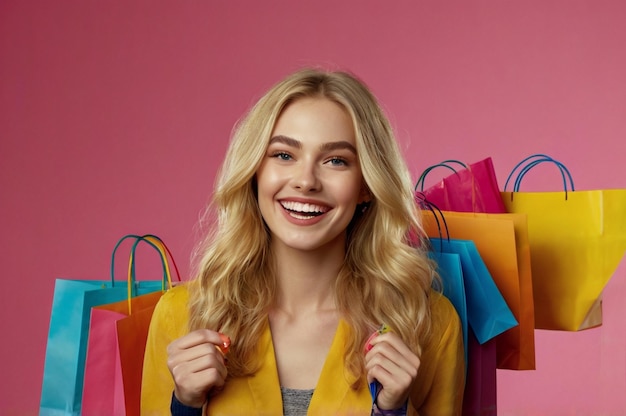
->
xmin=364 ymin=331 xmax=421 ymax=410
xmin=167 ymin=329 xmax=230 ymax=408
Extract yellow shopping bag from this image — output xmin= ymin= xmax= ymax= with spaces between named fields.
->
xmin=502 ymin=154 xmax=626 ymax=331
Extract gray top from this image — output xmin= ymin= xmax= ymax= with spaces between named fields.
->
xmin=281 ymin=386 xmax=315 ymax=416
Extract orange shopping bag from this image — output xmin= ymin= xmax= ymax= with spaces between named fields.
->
xmin=422 ymin=210 xmax=535 ymax=370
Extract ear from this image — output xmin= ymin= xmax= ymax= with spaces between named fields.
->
xmin=358 ymin=184 xmax=372 ymax=205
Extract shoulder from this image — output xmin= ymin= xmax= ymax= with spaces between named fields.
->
xmin=160 ymin=282 xmax=190 ymax=306
xmin=154 ymin=283 xmax=190 ymax=314
xmin=150 ymin=283 xmax=191 ymax=338
xmin=425 ymin=289 xmax=462 ymax=351
xmin=428 ymin=290 xmax=458 ymax=323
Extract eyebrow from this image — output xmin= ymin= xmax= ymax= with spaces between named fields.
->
xmin=269 ymin=135 xmax=357 ymax=154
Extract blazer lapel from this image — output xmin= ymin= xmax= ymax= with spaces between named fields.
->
xmin=307 ymin=320 xmax=371 ymax=415
xmin=247 ymin=322 xmax=284 ymax=415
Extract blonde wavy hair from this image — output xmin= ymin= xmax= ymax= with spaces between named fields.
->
xmin=188 ymin=68 xmax=436 ymax=387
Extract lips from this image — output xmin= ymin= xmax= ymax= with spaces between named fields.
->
xmin=280 ymin=200 xmax=329 ymax=219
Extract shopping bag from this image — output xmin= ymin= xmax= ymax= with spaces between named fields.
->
xmin=418 ymin=200 xmax=510 ymax=414
xmin=82 ymin=235 xmax=179 ymax=416
xmin=416 ymin=157 xmax=506 ymax=213
xmin=462 ymin=334 xmax=497 ymax=416
xmin=422 ymin=210 xmax=536 ymax=370
xmin=502 ymin=154 xmax=626 ymax=331
xmin=428 ymin=251 xmax=469 ymax=365
xmin=429 ymin=248 xmax=501 ymax=416
xmin=429 ymin=238 xmax=517 ymax=345
xmin=429 ymin=239 xmax=504 ymax=416
xmin=39 ymin=236 xmax=167 ymax=416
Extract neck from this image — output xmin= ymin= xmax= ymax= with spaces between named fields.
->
xmin=271 ymin=244 xmax=345 ymax=316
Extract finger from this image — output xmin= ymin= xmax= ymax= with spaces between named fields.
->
xmin=367 ymin=332 xmax=416 ymax=359
xmin=169 ymin=329 xmax=226 ymax=351
xmin=170 ymin=340 xmax=225 ymax=364
xmin=365 ymin=354 xmax=408 ymax=386
xmin=365 ymin=333 xmax=420 ymax=371
xmin=170 ymin=353 xmax=228 ymax=408
xmin=366 ymin=359 xmax=416 ymax=410
xmin=171 ymin=354 xmax=228 ymax=386
xmin=169 ymin=345 xmax=227 ymax=378
xmin=365 ymin=347 xmax=420 ymax=380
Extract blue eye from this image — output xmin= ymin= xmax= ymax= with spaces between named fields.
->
xmin=272 ymin=152 xmax=292 ymax=161
xmin=327 ymin=157 xmax=348 ymax=166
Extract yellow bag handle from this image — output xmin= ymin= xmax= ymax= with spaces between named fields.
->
xmin=125 ymin=234 xmax=180 ymax=314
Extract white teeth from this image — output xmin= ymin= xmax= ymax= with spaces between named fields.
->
xmin=281 ymin=201 xmax=327 ymax=214
xmin=290 ymin=212 xmax=315 ymax=220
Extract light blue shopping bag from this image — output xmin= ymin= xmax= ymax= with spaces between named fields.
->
xmin=430 ymin=238 xmax=517 ymax=344
xmin=429 ymin=251 xmax=468 ymax=366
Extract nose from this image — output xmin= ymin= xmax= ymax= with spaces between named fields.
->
xmin=291 ymin=161 xmax=320 ymax=192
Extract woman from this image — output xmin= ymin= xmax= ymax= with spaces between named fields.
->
xmin=141 ymin=68 xmax=465 ymax=415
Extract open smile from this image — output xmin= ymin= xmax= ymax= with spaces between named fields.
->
xmin=280 ymin=200 xmax=330 ymax=220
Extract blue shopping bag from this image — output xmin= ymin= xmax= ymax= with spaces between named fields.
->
xmin=429 ymin=251 xmax=468 ymax=366
xmin=40 ymin=235 xmax=168 ymax=416
xmin=430 ymin=238 xmax=517 ymax=344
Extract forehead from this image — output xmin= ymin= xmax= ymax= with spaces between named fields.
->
xmin=271 ymin=97 xmax=355 ymax=145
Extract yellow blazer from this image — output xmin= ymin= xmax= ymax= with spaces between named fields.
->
xmin=141 ymin=285 xmax=464 ymax=415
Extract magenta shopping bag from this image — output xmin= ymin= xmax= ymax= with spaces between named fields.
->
xmin=416 ymin=157 xmax=506 ymax=214
xmin=462 ymin=333 xmax=497 ymax=416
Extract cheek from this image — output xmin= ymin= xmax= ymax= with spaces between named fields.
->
xmin=342 ymin=177 xmax=366 ymax=202
xmin=256 ymin=169 xmax=281 ymax=214
xmin=256 ymin=167 xmax=280 ymax=194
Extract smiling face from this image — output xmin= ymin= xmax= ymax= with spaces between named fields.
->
xmin=256 ymin=96 xmax=368 ymax=255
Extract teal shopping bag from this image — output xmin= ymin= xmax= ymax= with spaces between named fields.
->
xmin=429 ymin=238 xmax=515 ymax=416
xmin=429 ymin=251 xmax=468 ymax=366
xmin=430 ymin=238 xmax=517 ymax=344
xmin=40 ymin=235 xmax=168 ymax=416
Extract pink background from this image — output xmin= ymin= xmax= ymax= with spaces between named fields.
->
xmin=1 ymin=1 xmax=625 ymax=414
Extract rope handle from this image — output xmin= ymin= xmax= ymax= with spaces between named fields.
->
xmin=504 ymin=154 xmax=575 ymax=200
xmin=110 ymin=234 xmax=181 ymax=314
xmin=415 ymin=192 xmax=450 ymax=247
xmin=127 ymin=235 xmax=179 ymax=314
xmin=137 ymin=234 xmax=182 ymax=283
xmin=414 ymin=193 xmax=451 ymax=294
xmin=415 ymin=160 xmax=468 ymax=191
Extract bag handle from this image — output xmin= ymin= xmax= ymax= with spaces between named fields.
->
xmin=504 ymin=154 xmax=575 ymax=200
xmin=513 ymin=158 xmax=575 ymax=192
xmin=110 ymin=234 xmax=168 ymax=288
xmin=415 ymin=192 xmax=450 ymax=244
xmin=126 ymin=235 xmax=179 ymax=314
xmin=137 ymin=234 xmax=182 ymax=284
xmin=110 ymin=234 xmax=181 ymax=313
xmin=415 ymin=160 xmax=468 ymax=191
xmin=414 ymin=193 xmax=449 ymax=293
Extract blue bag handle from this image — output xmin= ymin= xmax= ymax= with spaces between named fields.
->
xmin=110 ymin=234 xmax=179 ymax=298
xmin=504 ymin=154 xmax=575 ymax=200
xmin=414 ymin=192 xmax=450 ymax=257
xmin=415 ymin=160 xmax=468 ymax=191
